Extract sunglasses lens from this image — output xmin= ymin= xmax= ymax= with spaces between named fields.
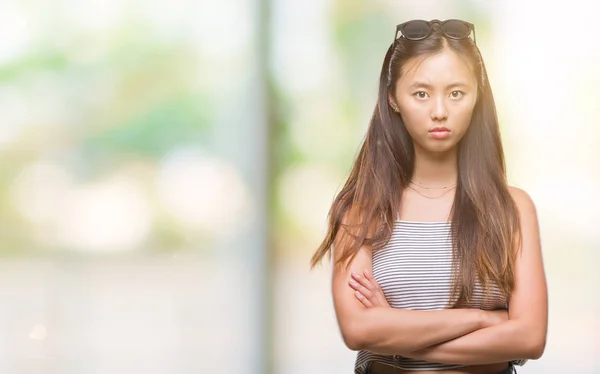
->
xmin=443 ymin=20 xmax=470 ymax=38
xmin=402 ymin=20 xmax=430 ymax=39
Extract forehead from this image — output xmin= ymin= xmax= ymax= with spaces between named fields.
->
xmin=398 ymin=49 xmax=476 ymax=87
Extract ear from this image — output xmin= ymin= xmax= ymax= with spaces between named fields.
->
xmin=388 ymin=93 xmax=400 ymax=113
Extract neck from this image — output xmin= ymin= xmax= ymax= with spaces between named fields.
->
xmin=411 ymin=145 xmax=458 ymax=187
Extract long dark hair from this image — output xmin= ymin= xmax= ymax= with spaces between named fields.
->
xmin=310 ymin=24 xmax=522 ymax=307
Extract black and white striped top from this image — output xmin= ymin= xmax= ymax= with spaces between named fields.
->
xmin=354 ymin=220 xmax=527 ymax=373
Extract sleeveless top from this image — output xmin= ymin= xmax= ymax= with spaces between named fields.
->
xmin=353 ymin=220 xmax=527 ymax=373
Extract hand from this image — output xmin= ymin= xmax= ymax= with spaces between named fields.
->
xmin=348 ymin=270 xmax=391 ymax=308
xmin=481 ymin=309 xmax=509 ymax=328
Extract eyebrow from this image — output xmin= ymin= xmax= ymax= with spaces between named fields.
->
xmin=409 ymin=81 xmax=470 ymax=90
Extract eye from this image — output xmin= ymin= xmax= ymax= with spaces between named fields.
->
xmin=450 ymin=90 xmax=465 ymax=99
xmin=413 ymin=91 xmax=429 ymax=99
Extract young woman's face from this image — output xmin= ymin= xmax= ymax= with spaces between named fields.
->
xmin=390 ymin=48 xmax=478 ymax=154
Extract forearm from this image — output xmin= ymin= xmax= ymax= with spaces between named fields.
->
xmin=402 ymin=320 xmax=542 ymax=364
xmin=356 ymin=307 xmax=484 ymax=354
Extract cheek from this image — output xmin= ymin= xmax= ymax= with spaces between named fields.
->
xmin=452 ymin=101 xmax=477 ymax=129
xmin=398 ymin=101 xmax=429 ymax=131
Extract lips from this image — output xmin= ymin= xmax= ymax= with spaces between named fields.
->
xmin=429 ymin=126 xmax=451 ymax=139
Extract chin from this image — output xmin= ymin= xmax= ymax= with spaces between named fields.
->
xmin=413 ymin=137 xmax=460 ymax=154
xmin=421 ymin=141 xmax=458 ymax=154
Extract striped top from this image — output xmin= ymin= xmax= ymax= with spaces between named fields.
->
xmin=354 ymin=220 xmax=527 ymax=373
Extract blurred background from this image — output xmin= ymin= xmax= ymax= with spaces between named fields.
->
xmin=0 ymin=0 xmax=598 ymax=373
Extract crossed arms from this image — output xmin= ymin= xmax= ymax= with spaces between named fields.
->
xmin=331 ymin=188 xmax=548 ymax=365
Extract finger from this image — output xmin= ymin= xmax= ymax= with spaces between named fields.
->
xmin=351 ymin=272 xmax=375 ymax=292
xmin=349 ymin=278 xmax=373 ymax=299
xmin=363 ymin=270 xmax=383 ymax=291
xmin=361 ymin=270 xmax=389 ymax=306
xmin=354 ymin=291 xmax=374 ymax=308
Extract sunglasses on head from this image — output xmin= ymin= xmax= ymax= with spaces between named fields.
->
xmin=394 ymin=19 xmax=476 ymax=44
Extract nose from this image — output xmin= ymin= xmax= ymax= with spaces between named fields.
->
xmin=430 ymin=96 xmax=448 ymax=121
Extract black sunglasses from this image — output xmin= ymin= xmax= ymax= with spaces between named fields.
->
xmin=394 ymin=19 xmax=476 ymax=44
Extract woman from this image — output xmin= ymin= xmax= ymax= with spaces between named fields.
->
xmin=310 ymin=19 xmax=548 ymax=374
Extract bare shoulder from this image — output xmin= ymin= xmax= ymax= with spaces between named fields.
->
xmin=508 ymin=186 xmax=538 ymax=219
xmin=508 ymin=186 xmax=542 ymax=257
